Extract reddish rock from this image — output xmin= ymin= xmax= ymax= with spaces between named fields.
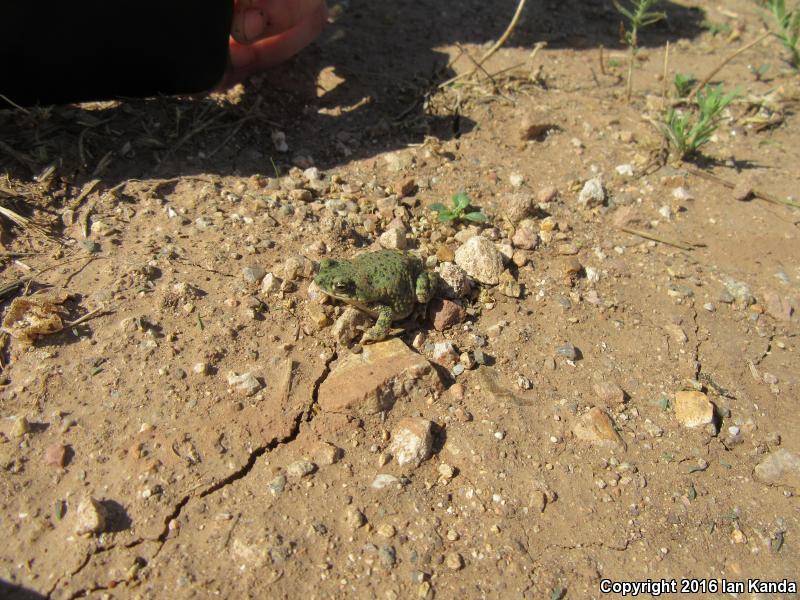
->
xmin=44 ymin=443 xmax=68 ymax=467
xmin=394 ymin=177 xmax=417 ymax=197
xmin=429 ymin=299 xmax=467 ymax=332
xmin=511 ymin=226 xmax=538 ymax=250
xmin=318 ymin=338 xmax=442 ymax=415
xmin=762 ymin=289 xmax=795 ymax=322
xmin=572 ymin=407 xmax=626 ymax=450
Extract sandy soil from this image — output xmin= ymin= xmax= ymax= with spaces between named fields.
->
xmin=0 ymin=1 xmax=798 ymax=598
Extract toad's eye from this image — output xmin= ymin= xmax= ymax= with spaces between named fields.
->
xmin=334 ymin=281 xmax=352 ymax=293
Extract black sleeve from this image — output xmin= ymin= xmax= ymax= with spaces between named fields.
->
xmin=1 ymin=1 xmax=233 ymax=106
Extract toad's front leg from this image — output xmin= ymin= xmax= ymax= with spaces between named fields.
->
xmin=361 ymin=305 xmax=393 ymax=343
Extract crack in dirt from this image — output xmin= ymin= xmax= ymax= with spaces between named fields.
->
xmin=686 ymin=304 xmax=701 ymax=379
xmin=50 ymin=354 xmax=338 ymax=599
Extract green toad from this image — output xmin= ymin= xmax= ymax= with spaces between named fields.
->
xmin=314 ymin=250 xmax=438 ymax=342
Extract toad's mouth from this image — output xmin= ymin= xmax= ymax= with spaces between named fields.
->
xmin=320 ymin=290 xmax=379 ymax=318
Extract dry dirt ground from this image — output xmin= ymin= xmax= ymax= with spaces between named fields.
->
xmin=1 ymin=0 xmax=799 ymax=598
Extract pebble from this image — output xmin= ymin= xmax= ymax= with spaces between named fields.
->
xmin=283 ymin=255 xmax=316 ymax=281
xmin=378 ymin=523 xmax=397 ymax=538
xmin=288 ymin=188 xmax=313 ymax=203
xmin=379 ymin=545 xmax=397 ymax=569
xmin=303 ymin=167 xmax=321 ymax=181
xmin=193 ymin=362 xmax=209 ymax=375
xmin=388 ymin=418 xmax=435 ymax=467
xmin=453 ymin=226 xmax=479 ymax=244
xmin=497 ymin=271 xmax=522 ymax=298
xmin=509 ymin=173 xmax=525 ymax=188
xmin=438 ymin=463 xmax=456 ymax=480
xmin=511 ymin=226 xmax=538 ymax=250
xmin=11 ymin=416 xmax=31 ymax=438
xmin=556 ymin=343 xmax=579 ymax=361
xmin=74 ymin=496 xmax=109 ymax=536
xmin=577 ymin=177 xmax=606 ymax=208
xmin=504 ymin=193 xmax=534 ymax=223
xmin=674 ymin=390 xmax=714 ymax=428
xmin=615 ymin=164 xmax=634 ymax=177
xmin=379 ymin=228 xmax=407 ymax=250
xmin=445 ymin=552 xmax=464 ymax=571
xmin=268 ymin=474 xmax=287 ymax=496
xmin=537 ymin=186 xmax=559 ymax=203
xmin=754 ymin=449 xmax=800 ymax=488
xmin=761 ymin=289 xmax=795 ymax=321
xmin=672 ymin=187 xmax=694 ymax=201
xmin=286 ymin=460 xmax=317 ymax=478
xmin=721 ymin=275 xmax=754 ymax=307
xmin=44 ymin=443 xmax=68 ymax=467
xmin=272 ymin=130 xmax=288 ymax=152
xmin=511 ymin=250 xmax=528 ymax=267
xmin=436 ymin=262 xmax=472 ymax=299
xmin=371 ymin=474 xmax=401 ymax=489
xmin=344 ymin=507 xmax=367 ymax=530
xmin=593 ymin=381 xmax=626 ymax=406
xmin=449 ymin=383 xmax=465 ymax=401
xmin=261 ymin=273 xmax=281 ymax=294
xmin=452 ymin=364 xmax=465 ymax=376
xmin=429 ymin=299 xmax=467 ymax=331
xmin=431 ymin=341 xmax=459 ymax=368
xmin=732 ymin=181 xmax=753 ymax=202
xmin=226 ymin=371 xmax=263 ymax=396
xmin=313 ymin=442 xmax=342 ymax=465
xmin=455 ymin=236 xmax=504 ymax=285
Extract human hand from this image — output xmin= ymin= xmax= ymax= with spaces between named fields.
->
xmin=220 ymin=0 xmax=328 ymax=89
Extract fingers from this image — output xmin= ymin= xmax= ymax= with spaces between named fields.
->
xmin=222 ymin=2 xmax=327 ymax=87
xmin=231 ymin=0 xmax=326 ymax=44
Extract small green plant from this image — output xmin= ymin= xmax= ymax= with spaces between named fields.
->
xmin=765 ymin=0 xmax=800 ymax=67
xmin=614 ymin=0 xmax=667 ymax=100
xmin=661 ymin=84 xmax=739 ymax=159
xmin=430 ymin=192 xmax=487 ymax=224
xmin=701 ymin=19 xmax=732 ymax=35
xmin=673 ymin=72 xmax=696 ymax=97
xmin=748 ymin=62 xmax=772 ymax=80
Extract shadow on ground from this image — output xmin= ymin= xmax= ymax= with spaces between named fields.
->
xmin=0 ymin=0 xmax=705 ymax=185
xmin=0 ymin=581 xmax=47 ymax=600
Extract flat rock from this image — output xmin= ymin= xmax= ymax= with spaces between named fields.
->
xmin=674 ymin=390 xmax=714 ymax=428
xmin=754 ymin=449 xmax=800 ymax=488
xmin=455 ymin=236 xmax=503 ymax=285
xmin=572 ymin=407 xmax=625 ymax=449
xmin=318 ymin=338 xmax=442 ymax=415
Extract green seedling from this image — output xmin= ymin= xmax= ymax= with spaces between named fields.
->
xmin=748 ymin=62 xmax=772 ymax=80
xmin=765 ymin=0 xmax=800 ymax=67
xmin=662 ymin=84 xmax=739 ymax=160
xmin=430 ymin=192 xmax=488 ymax=224
xmin=701 ymin=19 xmax=732 ymax=35
xmin=614 ymin=0 xmax=667 ymax=100
xmin=673 ymin=72 xmax=696 ymax=97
